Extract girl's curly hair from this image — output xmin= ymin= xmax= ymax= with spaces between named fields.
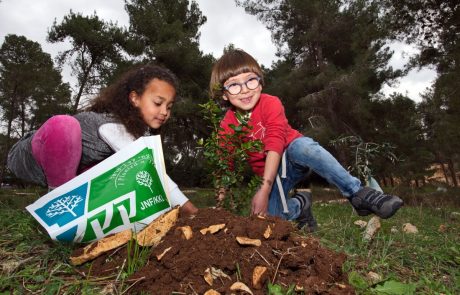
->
xmin=87 ymin=64 xmax=179 ymax=138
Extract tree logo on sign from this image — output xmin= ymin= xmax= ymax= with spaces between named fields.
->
xmin=46 ymin=195 xmax=83 ymax=218
xmin=136 ymin=171 xmax=153 ymax=193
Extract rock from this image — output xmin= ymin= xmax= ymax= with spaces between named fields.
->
xmin=366 ymin=271 xmax=382 ymax=284
xmin=363 ymin=216 xmax=381 ymax=241
xmin=450 ymin=212 xmax=460 ymax=220
xmin=402 ymin=223 xmax=418 ymax=234
xmin=354 ymin=220 xmax=367 ymax=228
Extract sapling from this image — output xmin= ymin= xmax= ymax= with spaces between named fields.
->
xmin=330 ymin=135 xmax=399 ymax=191
xmin=199 ymin=98 xmax=262 ymax=214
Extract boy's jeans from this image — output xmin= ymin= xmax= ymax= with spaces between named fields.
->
xmin=268 ymin=136 xmax=361 ymax=220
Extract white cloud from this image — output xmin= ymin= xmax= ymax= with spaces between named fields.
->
xmin=381 ymin=41 xmax=436 ymax=102
xmin=0 ymin=0 xmax=436 ymax=102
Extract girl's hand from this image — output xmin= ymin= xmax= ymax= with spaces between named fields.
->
xmin=251 ymin=188 xmax=269 ymax=216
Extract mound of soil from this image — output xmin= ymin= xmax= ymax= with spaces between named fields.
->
xmin=86 ymin=208 xmax=354 ymax=294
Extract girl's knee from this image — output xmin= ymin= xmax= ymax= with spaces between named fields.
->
xmin=47 ymin=115 xmax=80 ymax=138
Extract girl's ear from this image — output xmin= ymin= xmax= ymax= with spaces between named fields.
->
xmin=129 ymin=91 xmax=139 ymax=106
xmin=222 ymin=94 xmax=228 ymax=101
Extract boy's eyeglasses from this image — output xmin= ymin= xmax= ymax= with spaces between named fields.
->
xmin=223 ymin=76 xmax=261 ymax=95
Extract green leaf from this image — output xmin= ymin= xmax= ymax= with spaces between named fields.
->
xmin=348 ymin=271 xmax=368 ymax=290
xmin=267 ymin=283 xmax=284 ymax=295
xmin=373 ymin=280 xmax=417 ymax=295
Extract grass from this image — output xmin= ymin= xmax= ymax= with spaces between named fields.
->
xmin=0 ymin=186 xmax=459 ymax=294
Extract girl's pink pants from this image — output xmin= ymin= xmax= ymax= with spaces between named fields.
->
xmin=31 ymin=115 xmax=82 ymax=188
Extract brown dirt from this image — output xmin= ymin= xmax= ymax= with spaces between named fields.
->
xmin=84 ymin=208 xmax=354 ymax=294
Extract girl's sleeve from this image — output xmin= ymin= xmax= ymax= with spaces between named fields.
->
xmin=165 ymin=175 xmax=189 ymax=206
xmin=98 ymin=123 xmax=136 ymax=151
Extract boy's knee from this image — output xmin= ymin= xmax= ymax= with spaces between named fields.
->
xmin=288 ymin=137 xmax=319 ymax=157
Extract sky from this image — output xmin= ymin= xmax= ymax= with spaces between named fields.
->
xmin=0 ymin=0 xmax=436 ymax=102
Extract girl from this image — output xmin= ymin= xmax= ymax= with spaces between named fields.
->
xmin=210 ymin=49 xmax=403 ymax=229
xmin=8 ymin=64 xmax=197 ymax=215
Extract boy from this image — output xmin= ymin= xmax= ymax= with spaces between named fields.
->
xmin=210 ymin=49 xmax=403 ymax=230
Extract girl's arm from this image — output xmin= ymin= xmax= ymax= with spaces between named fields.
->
xmin=251 ymin=150 xmax=281 ymax=215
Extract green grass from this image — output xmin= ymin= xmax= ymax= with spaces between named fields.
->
xmin=311 ymin=193 xmax=460 ymax=294
xmin=0 ymin=186 xmax=459 ymax=294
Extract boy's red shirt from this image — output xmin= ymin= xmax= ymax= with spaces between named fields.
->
xmin=219 ymin=93 xmax=302 ymax=176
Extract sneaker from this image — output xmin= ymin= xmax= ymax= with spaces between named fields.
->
xmin=350 ymin=187 xmax=403 ymax=219
xmin=293 ymin=192 xmax=318 ymax=232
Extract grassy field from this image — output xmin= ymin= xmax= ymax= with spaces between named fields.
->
xmin=0 ymin=186 xmax=459 ymax=294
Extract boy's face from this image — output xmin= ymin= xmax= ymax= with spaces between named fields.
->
xmin=222 ymin=72 xmax=262 ymax=112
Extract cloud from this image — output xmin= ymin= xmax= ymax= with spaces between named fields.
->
xmin=0 ymin=0 xmax=435 ymax=101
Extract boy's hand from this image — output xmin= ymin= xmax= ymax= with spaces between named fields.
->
xmin=251 ymin=188 xmax=269 ymax=216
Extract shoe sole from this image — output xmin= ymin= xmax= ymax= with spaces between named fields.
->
xmin=355 ymin=200 xmax=404 ymax=219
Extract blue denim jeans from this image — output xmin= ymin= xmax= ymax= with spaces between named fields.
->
xmin=268 ymin=136 xmax=361 ymax=220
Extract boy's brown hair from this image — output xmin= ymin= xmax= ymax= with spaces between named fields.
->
xmin=209 ymin=49 xmax=264 ymax=99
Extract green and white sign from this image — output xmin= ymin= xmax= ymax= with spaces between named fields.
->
xmin=26 ymin=136 xmax=171 ymax=243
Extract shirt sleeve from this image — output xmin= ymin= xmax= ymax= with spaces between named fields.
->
xmin=261 ymin=96 xmax=288 ymax=155
xmin=98 ymin=123 xmax=136 ymax=151
xmin=166 ymin=174 xmax=189 ymax=206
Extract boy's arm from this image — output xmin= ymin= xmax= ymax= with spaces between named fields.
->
xmin=252 ymin=150 xmax=281 ymax=215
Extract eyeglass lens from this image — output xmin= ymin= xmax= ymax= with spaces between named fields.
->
xmin=226 ymin=77 xmax=260 ymax=95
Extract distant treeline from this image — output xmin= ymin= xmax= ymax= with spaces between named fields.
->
xmin=1 ymin=0 xmax=458 ymax=188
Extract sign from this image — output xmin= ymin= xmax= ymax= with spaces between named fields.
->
xmin=26 ymin=136 xmax=171 ymax=243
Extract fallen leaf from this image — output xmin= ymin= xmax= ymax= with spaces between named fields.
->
xmin=70 ymin=228 xmax=133 ymax=265
xmin=438 ymin=224 xmax=447 ymax=233
xmin=200 ymin=224 xmax=226 ymax=235
xmin=204 ymin=268 xmax=213 ymax=286
xmin=391 ymin=226 xmax=399 ymax=233
xmin=252 ymin=266 xmax=268 ymax=289
xmin=176 ymin=226 xmax=193 ymax=240
xmin=203 ymin=290 xmax=221 ymax=295
xmin=136 ymin=207 xmax=179 ymax=247
xmin=156 ymin=247 xmax=172 ymax=261
xmin=230 ymin=282 xmax=253 ymax=295
xmin=263 ymin=225 xmax=272 ymax=239
xmin=236 ymin=236 xmax=261 ymax=247
xmin=204 ymin=266 xmax=232 ymax=286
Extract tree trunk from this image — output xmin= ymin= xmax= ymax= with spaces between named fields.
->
xmin=447 ymin=159 xmax=458 ymax=187
xmin=72 ymin=55 xmax=95 ymax=113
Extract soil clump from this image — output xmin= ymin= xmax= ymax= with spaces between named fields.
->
xmin=85 ymin=208 xmax=354 ymax=294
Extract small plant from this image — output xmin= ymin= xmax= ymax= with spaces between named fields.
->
xmin=267 ymin=282 xmax=295 ymax=295
xmin=124 ymin=236 xmax=150 ymax=277
xmin=330 ymin=135 xmax=399 ymax=187
xmin=198 ymin=97 xmax=262 ymax=214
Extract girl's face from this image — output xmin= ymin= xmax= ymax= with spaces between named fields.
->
xmin=222 ymin=72 xmax=262 ymax=113
xmin=129 ymin=78 xmax=176 ymax=129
